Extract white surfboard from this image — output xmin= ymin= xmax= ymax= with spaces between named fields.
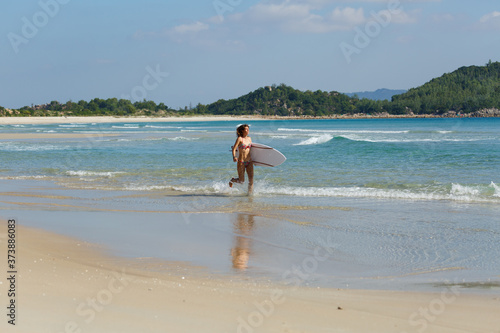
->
xmin=234 ymin=142 xmax=286 ymax=167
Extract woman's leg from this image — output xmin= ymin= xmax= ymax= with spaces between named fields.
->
xmin=246 ymin=162 xmax=254 ymax=194
xmin=231 ymin=162 xmax=246 ymax=184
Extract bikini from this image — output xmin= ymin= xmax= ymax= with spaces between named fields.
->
xmin=238 ymin=143 xmax=252 ymax=166
xmin=238 ymin=143 xmax=251 ymax=150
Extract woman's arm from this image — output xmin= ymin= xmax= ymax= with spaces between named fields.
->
xmin=232 ymin=137 xmax=241 ymax=162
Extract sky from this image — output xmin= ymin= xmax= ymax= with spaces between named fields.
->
xmin=1 ymin=0 xmax=499 ymax=109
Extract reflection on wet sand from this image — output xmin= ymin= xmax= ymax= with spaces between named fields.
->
xmin=231 ymin=213 xmax=255 ymax=270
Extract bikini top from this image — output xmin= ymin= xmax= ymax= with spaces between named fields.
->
xmin=238 ymin=143 xmax=251 ymax=149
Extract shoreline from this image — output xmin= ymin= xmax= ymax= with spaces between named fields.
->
xmin=0 ymin=133 xmax=119 ymax=139
xmin=0 ymin=113 xmax=499 ymax=125
xmin=2 ymin=222 xmax=499 ymax=333
xmin=0 ymin=115 xmax=263 ymax=125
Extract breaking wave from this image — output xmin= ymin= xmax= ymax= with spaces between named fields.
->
xmin=170 ymin=181 xmax=500 ymax=203
xmin=66 ymin=170 xmax=125 ymax=178
xmin=294 ymin=134 xmax=334 ymax=146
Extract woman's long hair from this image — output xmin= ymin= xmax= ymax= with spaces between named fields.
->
xmin=236 ymin=124 xmax=249 ymax=137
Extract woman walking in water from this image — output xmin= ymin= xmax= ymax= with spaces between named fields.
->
xmin=230 ymin=124 xmax=253 ymax=194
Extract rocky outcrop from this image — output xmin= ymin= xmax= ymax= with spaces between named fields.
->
xmin=442 ymin=111 xmax=458 ymax=117
xmin=469 ymin=108 xmax=500 ymax=117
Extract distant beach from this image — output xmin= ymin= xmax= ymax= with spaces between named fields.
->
xmin=0 ymin=109 xmax=499 ymax=125
xmin=0 ymin=115 xmax=259 ymax=125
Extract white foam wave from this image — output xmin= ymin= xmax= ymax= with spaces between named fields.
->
xmin=490 ymin=182 xmax=500 ymax=197
xmin=112 ymin=125 xmax=140 ymax=129
xmin=256 ymin=185 xmax=499 ymax=203
xmin=66 ymin=171 xmax=125 ymax=178
xmin=256 ymin=185 xmax=438 ymax=200
xmin=294 ymin=134 xmax=333 ymax=146
xmin=450 ymin=183 xmax=480 ymax=196
xmin=145 ymin=125 xmax=182 ymax=129
xmin=168 ymin=137 xmax=199 ymax=141
xmin=0 ymin=175 xmax=49 ymax=180
xmin=341 ymin=136 xmax=481 ymax=143
xmin=125 ymin=184 xmax=172 ymax=191
xmin=276 ymin=128 xmax=482 ymax=144
xmin=0 ymin=143 xmax=69 ymax=152
xmin=115 ymin=137 xmax=198 ymax=142
xmin=173 ymin=182 xmax=236 ymax=195
xmin=59 ymin=124 xmax=87 ymax=128
xmin=278 ymin=128 xmax=409 ymax=134
xmin=170 ymin=182 xmax=499 ymax=203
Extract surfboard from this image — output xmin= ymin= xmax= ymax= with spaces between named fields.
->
xmin=233 ymin=142 xmax=286 ymax=167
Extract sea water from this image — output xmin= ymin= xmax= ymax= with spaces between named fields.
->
xmin=1 ymin=118 xmax=499 ymax=290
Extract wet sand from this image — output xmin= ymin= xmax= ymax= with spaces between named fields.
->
xmin=1 ymin=221 xmax=499 ymax=333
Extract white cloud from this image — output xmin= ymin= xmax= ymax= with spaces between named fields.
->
xmin=479 ymin=11 xmax=500 ymax=23
xmin=228 ymin=1 xmax=417 ymax=33
xmin=173 ymin=22 xmax=209 ymax=34
xmin=383 ymin=8 xmax=419 ymax=24
xmin=133 ymin=21 xmax=210 ymax=41
xmin=476 ymin=11 xmax=500 ymax=30
xmin=330 ymin=7 xmax=366 ymax=26
xmin=243 ymin=2 xmax=312 ymax=22
xmin=133 ymin=0 xmax=420 ymax=44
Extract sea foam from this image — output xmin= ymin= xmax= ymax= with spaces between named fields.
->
xmin=294 ymin=134 xmax=334 ymax=146
xmin=66 ymin=171 xmax=125 ymax=178
xmin=168 ymin=180 xmax=500 ymax=203
xmin=491 ymin=182 xmax=500 ymax=197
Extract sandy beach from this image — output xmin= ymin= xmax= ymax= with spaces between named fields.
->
xmin=0 ymin=113 xmax=484 ymax=125
xmin=0 ymin=116 xmax=262 ymax=125
xmin=1 ymin=223 xmax=499 ymax=333
xmin=1 ymin=116 xmax=500 ymax=332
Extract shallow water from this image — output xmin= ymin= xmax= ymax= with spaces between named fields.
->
xmin=1 ymin=118 xmax=499 ymax=203
xmin=1 ymin=118 xmax=499 ymax=291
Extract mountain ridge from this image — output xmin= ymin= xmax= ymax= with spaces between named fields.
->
xmin=345 ymin=89 xmax=407 ymax=101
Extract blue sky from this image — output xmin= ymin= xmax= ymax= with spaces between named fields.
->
xmin=1 ymin=0 xmax=499 ymax=109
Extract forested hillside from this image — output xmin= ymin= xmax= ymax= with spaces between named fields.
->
xmin=1 ymin=62 xmax=499 ymax=117
xmin=197 ymin=85 xmax=357 ymax=116
xmin=391 ymin=61 xmax=500 ymax=114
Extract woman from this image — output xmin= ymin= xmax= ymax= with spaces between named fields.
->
xmin=230 ymin=124 xmax=253 ymax=193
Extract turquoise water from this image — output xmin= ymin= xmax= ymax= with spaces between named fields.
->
xmin=1 ymin=118 xmax=499 ymax=202
xmin=1 ymin=118 xmax=499 ymax=290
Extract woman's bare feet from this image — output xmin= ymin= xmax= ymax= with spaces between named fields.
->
xmin=229 ymin=178 xmax=243 ymax=187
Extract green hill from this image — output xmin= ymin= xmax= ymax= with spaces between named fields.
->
xmin=196 ymin=61 xmax=500 ymax=116
xmin=197 ymin=84 xmax=357 ymax=117
xmin=391 ymin=61 xmax=500 ymax=114
xmin=1 ymin=61 xmax=499 ymax=117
